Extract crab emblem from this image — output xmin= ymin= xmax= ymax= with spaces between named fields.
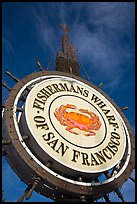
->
xmin=54 ymin=104 xmax=101 ymax=136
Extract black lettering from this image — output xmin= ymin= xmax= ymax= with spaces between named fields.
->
xmin=96 ymin=101 xmax=107 ymax=109
xmin=59 ymin=83 xmax=69 ymax=91
xmin=110 ymin=122 xmax=119 ymax=128
xmin=81 ymin=152 xmax=90 ymax=166
xmin=106 ymin=115 xmax=116 ymax=124
xmin=76 ymin=86 xmax=83 ymax=95
xmin=94 ymin=151 xmax=106 ymax=164
xmin=56 ymin=142 xmax=69 ymax=156
xmin=69 ymin=84 xmax=77 ymax=93
xmin=37 ymin=92 xmax=48 ymax=102
xmin=52 ymin=84 xmax=62 ymax=92
xmin=42 ymin=132 xmax=55 ymax=141
xmin=110 ymin=137 xmax=120 ymax=145
xmin=103 ymin=148 xmax=112 ymax=159
xmin=46 ymin=85 xmax=56 ymax=94
xmin=91 ymin=94 xmax=101 ymax=103
xmin=47 ymin=139 xmax=59 ymax=150
xmin=40 ymin=88 xmax=51 ymax=97
xmin=108 ymin=142 xmax=118 ymax=154
xmin=71 ymin=149 xmax=80 ymax=162
xmin=111 ymin=132 xmax=120 ymax=139
xmin=33 ymin=98 xmax=45 ymax=111
xmin=83 ymin=89 xmax=89 ymax=97
xmin=36 ymin=123 xmax=49 ymax=131
xmin=34 ymin=115 xmax=45 ymax=123
xmin=102 ymin=109 xmax=111 ymax=116
xmin=90 ymin=153 xmax=100 ymax=166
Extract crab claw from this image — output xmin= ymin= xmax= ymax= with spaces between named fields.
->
xmin=65 ymin=104 xmax=76 ymax=109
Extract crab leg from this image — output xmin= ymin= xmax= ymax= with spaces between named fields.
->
xmin=84 ymin=131 xmax=96 ymax=136
xmin=79 ymin=109 xmax=97 ymax=118
xmin=65 ymin=104 xmax=76 ymax=109
xmin=79 ymin=109 xmax=101 ymax=129
xmin=65 ymin=126 xmax=78 ymax=135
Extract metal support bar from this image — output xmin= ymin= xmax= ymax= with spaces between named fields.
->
xmin=17 ymin=185 xmax=32 ymax=202
xmin=103 ymin=194 xmax=111 ymax=202
xmin=2 ymin=139 xmax=12 ymax=145
xmin=2 ymin=104 xmax=6 ymax=109
xmin=104 ymin=171 xmax=126 ymax=202
xmin=25 ymin=177 xmax=41 ymax=200
xmin=16 ymin=107 xmax=24 ymax=112
xmin=129 ymin=176 xmax=135 ymax=183
xmin=19 ymin=96 xmax=26 ymax=103
xmin=36 ymin=61 xmax=44 ymax=71
xmin=5 ymin=70 xmax=20 ymax=82
xmin=2 ymin=136 xmax=29 ymax=145
xmin=115 ymin=189 xmax=126 ymax=202
xmin=25 ymin=86 xmax=31 ymax=92
xmin=3 ymin=105 xmax=23 ymax=112
xmin=98 ymin=82 xmax=103 ymax=88
xmin=17 ymin=177 xmax=41 ymax=202
xmin=95 ymin=177 xmax=111 ymax=202
xmin=2 ymin=82 xmax=12 ymax=91
xmin=121 ymin=107 xmax=128 ymax=111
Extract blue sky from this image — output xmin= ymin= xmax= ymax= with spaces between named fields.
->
xmin=2 ymin=2 xmax=135 ymax=202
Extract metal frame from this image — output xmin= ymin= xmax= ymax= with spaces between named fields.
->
xmin=2 ymin=71 xmax=135 ymax=201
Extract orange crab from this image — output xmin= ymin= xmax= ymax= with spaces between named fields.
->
xmin=54 ymin=104 xmax=101 ymax=136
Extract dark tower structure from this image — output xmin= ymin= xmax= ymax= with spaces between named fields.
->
xmin=56 ymin=24 xmax=80 ymax=76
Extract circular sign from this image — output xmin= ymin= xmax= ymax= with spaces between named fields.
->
xmin=19 ymin=75 xmax=126 ymax=174
xmin=3 ymin=71 xmax=134 ymax=201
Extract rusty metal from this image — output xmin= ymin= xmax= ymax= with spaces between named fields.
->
xmin=56 ymin=24 xmax=80 ymax=76
xmin=5 ymin=69 xmax=20 ymax=82
xmin=2 ymin=82 xmax=12 ymax=91
xmin=104 ymin=171 xmax=126 ymax=202
xmin=16 ymin=107 xmax=24 ymax=112
xmin=36 ymin=61 xmax=44 ymax=71
xmin=2 ymin=136 xmax=29 ymax=145
xmin=2 ymin=139 xmax=12 ymax=145
xmin=17 ymin=184 xmax=32 ymax=202
xmin=121 ymin=107 xmax=128 ymax=111
xmin=2 ymin=71 xmax=135 ymax=202
xmin=2 ymin=104 xmax=6 ymax=109
xmin=21 ymin=135 xmax=29 ymax=141
xmin=2 ymin=24 xmax=135 ymax=202
xmin=25 ymin=177 xmax=41 ymax=200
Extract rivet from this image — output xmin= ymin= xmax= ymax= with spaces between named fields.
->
xmin=78 ymin=177 xmax=83 ymax=182
xmin=46 ymin=161 xmax=52 ymax=168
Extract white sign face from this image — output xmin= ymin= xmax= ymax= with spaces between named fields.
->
xmin=24 ymin=76 xmax=126 ymax=173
